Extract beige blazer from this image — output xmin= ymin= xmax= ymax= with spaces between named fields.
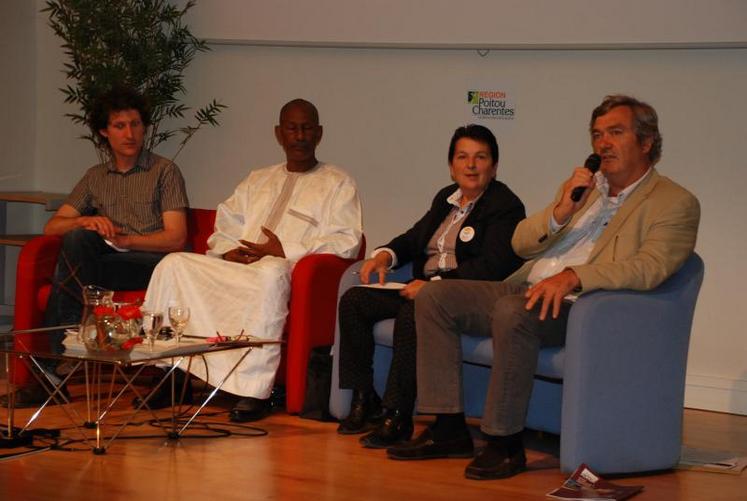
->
xmin=507 ymin=169 xmax=700 ymax=293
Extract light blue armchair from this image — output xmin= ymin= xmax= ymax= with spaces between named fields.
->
xmin=329 ymin=253 xmax=704 ymax=474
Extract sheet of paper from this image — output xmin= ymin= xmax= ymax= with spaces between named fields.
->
xmin=677 ymin=446 xmax=747 ymax=475
xmin=104 ymin=239 xmax=130 ymax=252
xmin=354 ymin=282 xmax=406 ymax=290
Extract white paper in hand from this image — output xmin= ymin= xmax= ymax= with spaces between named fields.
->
xmin=104 ymin=239 xmax=130 ymax=252
xmin=355 ymin=282 xmax=406 ymax=290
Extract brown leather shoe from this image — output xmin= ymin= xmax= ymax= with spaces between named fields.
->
xmin=464 ymin=441 xmax=527 ymax=480
xmin=386 ymin=427 xmax=473 ymax=460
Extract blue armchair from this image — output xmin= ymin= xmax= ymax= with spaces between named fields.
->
xmin=329 ymin=253 xmax=704 ymax=474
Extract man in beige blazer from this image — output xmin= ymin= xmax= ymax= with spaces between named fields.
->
xmin=387 ymin=95 xmax=700 ymax=480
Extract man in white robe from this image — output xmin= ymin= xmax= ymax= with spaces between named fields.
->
xmin=143 ymin=99 xmax=362 ymax=421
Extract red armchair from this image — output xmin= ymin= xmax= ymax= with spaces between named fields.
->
xmin=11 ymin=208 xmax=363 ymax=413
xmin=11 ymin=208 xmax=217 ymax=386
xmin=284 ymin=235 xmax=365 ymax=413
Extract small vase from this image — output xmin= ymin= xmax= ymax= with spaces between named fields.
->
xmin=78 ymin=285 xmax=114 ymax=343
xmin=81 ymin=314 xmax=135 ymax=353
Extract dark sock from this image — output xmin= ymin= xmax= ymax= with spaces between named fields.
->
xmin=352 ymin=387 xmax=374 ymax=402
xmin=483 ymin=430 xmax=524 ymax=454
xmin=432 ymin=413 xmax=468 ymax=441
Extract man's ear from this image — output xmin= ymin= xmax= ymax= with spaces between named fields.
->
xmin=314 ymin=125 xmax=323 ymax=145
xmin=99 ymin=129 xmax=109 ymax=139
xmin=641 ymin=136 xmax=653 ymax=155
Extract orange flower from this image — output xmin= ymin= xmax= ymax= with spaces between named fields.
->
xmin=118 ymin=304 xmax=142 ymax=320
xmin=121 ymin=337 xmax=143 ymax=350
xmin=93 ymin=305 xmax=115 ymax=317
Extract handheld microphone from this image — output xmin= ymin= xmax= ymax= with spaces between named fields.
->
xmin=570 ymin=153 xmax=602 ymax=202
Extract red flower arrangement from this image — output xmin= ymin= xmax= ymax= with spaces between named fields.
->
xmin=88 ymin=304 xmax=143 ymax=352
xmin=121 ymin=336 xmax=144 ymax=350
xmin=117 ymin=304 xmax=143 ymax=321
xmin=93 ymin=305 xmax=116 ymax=317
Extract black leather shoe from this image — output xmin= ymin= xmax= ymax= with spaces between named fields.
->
xmin=0 ymin=383 xmax=71 ymax=408
xmin=359 ymin=409 xmax=414 ymax=449
xmin=132 ymin=370 xmax=193 ymax=410
xmin=229 ymin=397 xmax=272 ymax=422
xmin=386 ymin=427 xmax=473 ymax=460
xmin=337 ymin=389 xmax=383 ymax=435
xmin=464 ymin=442 xmax=527 ymax=480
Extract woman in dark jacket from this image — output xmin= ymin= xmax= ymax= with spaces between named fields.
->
xmin=337 ymin=124 xmax=526 ymax=448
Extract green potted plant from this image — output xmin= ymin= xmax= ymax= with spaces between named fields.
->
xmin=44 ymin=0 xmax=225 ymax=162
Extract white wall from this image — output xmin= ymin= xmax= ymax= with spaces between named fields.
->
xmin=4 ymin=1 xmax=746 ymax=414
xmin=187 ymin=0 xmax=747 ymax=49
xmin=0 ymin=0 xmax=39 ymax=309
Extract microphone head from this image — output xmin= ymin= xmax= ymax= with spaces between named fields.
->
xmin=585 ymin=153 xmax=602 ymax=173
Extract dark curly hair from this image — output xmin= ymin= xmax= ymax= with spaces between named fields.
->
xmin=89 ymin=86 xmax=151 ymax=148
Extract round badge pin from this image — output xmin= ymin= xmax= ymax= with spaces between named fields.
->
xmin=459 ymin=226 xmax=475 ymax=242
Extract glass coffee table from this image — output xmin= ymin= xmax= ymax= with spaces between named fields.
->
xmin=1 ymin=329 xmax=280 ymax=454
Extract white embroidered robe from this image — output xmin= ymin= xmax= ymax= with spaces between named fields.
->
xmin=144 ymin=162 xmax=362 ymax=398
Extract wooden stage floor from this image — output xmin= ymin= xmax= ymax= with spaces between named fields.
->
xmin=1 ymin=385 xmax=745 ymax=500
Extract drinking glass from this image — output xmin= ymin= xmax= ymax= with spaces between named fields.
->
xmin=168 ymin=305 xmax=190 ymax=346
xmin=141 ymin=310 xmax=164 ymax=352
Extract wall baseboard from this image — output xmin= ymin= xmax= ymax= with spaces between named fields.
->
xmin=685 ymin=374 xmax=747 ymax=415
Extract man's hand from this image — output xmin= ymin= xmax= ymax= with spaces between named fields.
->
xmin=223 ymin=247 xmax=261 ymax=265
xmin=359 ymin=252 xmax=393 ymax=285
xmin=399 ymin=279 xmax=426 ymax=300
xmin=78 ymin=215 xmax=120 ymax=240
xmin=553 ymin=167 xmax=596 ymax=225
xmin=239 ymin=227 xmax=286 ymax=260
xmin=524 ymin=268 xmax=581 ymax=321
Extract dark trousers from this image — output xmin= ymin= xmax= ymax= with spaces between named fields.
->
xmin=43 ymin=229 xmax=165 ymax=353
xmin=337 ymin=286 xmax=417 ymax=415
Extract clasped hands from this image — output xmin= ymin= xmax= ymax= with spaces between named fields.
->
xmin=223 ymin=227 xmax=285 ymax=265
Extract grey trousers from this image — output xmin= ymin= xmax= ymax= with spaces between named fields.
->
xmin=414 ymin=280 xmax=571 ymax=436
